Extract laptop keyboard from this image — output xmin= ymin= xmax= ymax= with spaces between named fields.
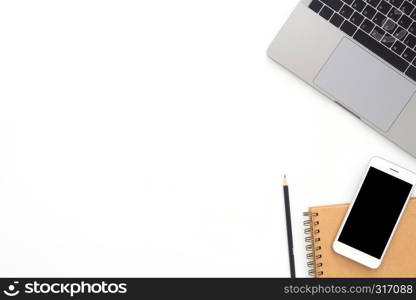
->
xmin=309 ymin=0 xmax=416 ymax=82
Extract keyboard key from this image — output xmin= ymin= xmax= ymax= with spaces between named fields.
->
xmin=367 ymin=0 xmax=382 ymax=6
xmin=330 ymin=13 xmax=345 ymax=27
xmin=399 ymin=14 xmax=413 ymax=28
xmin=340 ymin=5 xmax=354 ymax=18
xmin=353 ymin=0 xmax=367 ymax=11
xmin=351 ymin=12 xmax=365 ymax=25
xmin=400 ymin=1 xmax=415 ymax=14
xmin=363 ymin=5 xmax=377 ymax=18
xmin=373 ymin=12 xmax=388 ymax=26
xmin=403 ymin=47 xmax=416 ymax=61
xmin=394 ymin=25 xmax=408 ymax=39
xmin=341 ymin=20 xmax=358 ymax=35
xmin=388 ymin=0 xmax=404 ymax=8
xmin=343 ymin=0 xmax=354 ymax=4
xmin=378 ymin=1 xmax=392 ymax=13
xmin=383 ymin=18 xmax=397 ymax=32
xmin=405 ymin=65 xmax=416 ymax=80
xmin=388 ymin=7 xmax=403 ymax=21
xmin=409 ymin=21 xmax=416 ymax=33
xmin=309 ymin=0 xmax=324 ymax=13
xmin=320 ymin=6 xmax=335 ymax=20
xmin=404 ymin=32 xmax=416 ymax=46
xmin=371 ymin=26 xmax=386 ymax=39
xmin=392 ymin=40 xmax=406 ymax=54
xmin=409 ymin=27 xmax=416 ymax=38
xmin=354 ymin=29 xmax=409 ymax=71
xmin=381 ymin=33 xmax=396 ymax=47
xmin=361 ymin=18 xmax=376 ymax=32
xmin=321 ymin=0 xmax=344 ymax=11
xmin=411 ymin=10 xmax=416 ymax=19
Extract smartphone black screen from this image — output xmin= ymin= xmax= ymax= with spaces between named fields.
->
xmin=338 ymin=167 xmax=413 ymax=259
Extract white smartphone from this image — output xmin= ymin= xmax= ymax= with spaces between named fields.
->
xmin=333 ymin=157 xmax=416 ymax=269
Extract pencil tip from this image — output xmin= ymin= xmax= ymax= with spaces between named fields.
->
xmin=283 ymin=175 xmax=288 ymax=186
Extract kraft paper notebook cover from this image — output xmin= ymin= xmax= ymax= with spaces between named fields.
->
xmin=303 ymin=198 xmax=416 ymax=278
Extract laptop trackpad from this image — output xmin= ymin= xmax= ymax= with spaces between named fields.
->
xmin=314 ymin=38 xmax=416 ymax=132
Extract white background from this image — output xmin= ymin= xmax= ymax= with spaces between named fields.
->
xmin=1 ymin=0 xmax=416 ymax=277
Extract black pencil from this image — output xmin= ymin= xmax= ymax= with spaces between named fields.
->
xmin=283 ymin=175 xmax=296 ymax=278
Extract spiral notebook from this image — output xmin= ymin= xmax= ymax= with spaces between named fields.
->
xmin=304 ymin=198 xmax=416 ymax=278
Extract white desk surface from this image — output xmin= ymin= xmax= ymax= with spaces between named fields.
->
xmin=1 ymin=1 xmax=416 ymax=277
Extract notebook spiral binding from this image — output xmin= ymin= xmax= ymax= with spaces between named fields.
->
xmin=303 ymin=211 xmax=324 ymax=277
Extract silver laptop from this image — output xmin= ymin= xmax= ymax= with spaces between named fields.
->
xmin=268 ymin=0 xmax=416 ymax=157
